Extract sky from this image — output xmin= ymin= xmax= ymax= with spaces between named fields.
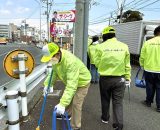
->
xmin=0 ymin=0 xmax=160 ymax=35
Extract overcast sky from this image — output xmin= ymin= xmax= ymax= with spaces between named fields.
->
xmin=0 ymin=0 xmax=160 ymax=35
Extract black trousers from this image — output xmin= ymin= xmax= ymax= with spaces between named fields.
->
xmin=144 ymin=71 xmax=160 ymax=108
xmin=99 ymin=76 xmax=125 ymax=128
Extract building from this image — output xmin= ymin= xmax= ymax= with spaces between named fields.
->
xmin=0 ymin=22 xmax=47 ymax=43
xmin=0 ymin=24 xmax=9 ymax=38
xmin=8 ymin=23 xmax=19 ymax=42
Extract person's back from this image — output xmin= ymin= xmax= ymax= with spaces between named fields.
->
xmin=139 ymin=26 xmax=160 ymax=112
xmin=95 ymin=26 xmax=131 ymax=130
xmin=88 ymin=41 xmax=99 ymax=64
xmin=95 ymin=38 xmax=130 ymax=78
xmin=140 ymin=36 xmax=160 ymax=72
xmin=88 ymin=35 xmax=100 ymax=83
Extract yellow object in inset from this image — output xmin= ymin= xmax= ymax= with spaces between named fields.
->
xmin=36 ymin=126 xmax=40 ymax=130
xmin=3 ymin=49 xmax=35 ymax=79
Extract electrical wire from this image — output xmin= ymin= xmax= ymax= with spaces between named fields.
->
xmin=89 ymin=0 xmax=159 ymax=25
xmin=124 ymin=0 xmax=138 ymax=7
xmin=89 ymin=0 xmax=127 ymax=23
xmin=25 ymin=6 xmax=39 ymax=20
xmin=137 ymin=0 xmax=160 ymax=10
xmin=124 ymin=0 xmax=153 ymax=10
xmin=89 ymin=17 xmax=116 ymax=25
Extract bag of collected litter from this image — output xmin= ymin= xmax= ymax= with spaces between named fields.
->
xmin=135 ymin=67 xmax=146 ymax=88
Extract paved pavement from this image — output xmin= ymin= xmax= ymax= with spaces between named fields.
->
xmin=20 ymin=66 xmax=160 ymax=130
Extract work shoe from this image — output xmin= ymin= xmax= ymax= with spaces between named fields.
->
xmin=94 ymin=81 xmax=98 ymax=84
xmin=56 ymin=114 xmax=71 ymax=120
xmin=101 ymin=118 xmax=108 ymax=124
xmin=113 ymin=123 xmax=123 ymax=130
xmin=142 ymin=100 xmax=151 ymax=107
xmin=113 ymin=123 xmax=118 ymax=128
xmin=90 ymin=81 xmax=95 ymax=84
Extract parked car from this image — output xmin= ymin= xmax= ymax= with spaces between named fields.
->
xmin=0 ymin=35 xmax=7 ymax=45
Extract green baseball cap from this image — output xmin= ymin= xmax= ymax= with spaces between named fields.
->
xmin=102 ymin=26 xmax=115 ymax=35
xmin=41 ymin=42 xmax=59 ymax=62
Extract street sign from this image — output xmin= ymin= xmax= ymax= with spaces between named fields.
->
xmin=50 ymin=22 xmax=72 ymax=37
xmin=3 ymin=49 xmax=35 ymax=79
xmin=52 ymin=10 xmax=76 ymax=22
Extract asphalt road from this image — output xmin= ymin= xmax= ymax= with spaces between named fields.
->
xmin=0 ymin=44 xmax=43 ymax=86
xmin=20 ymin=66 xmax=160 ymax=130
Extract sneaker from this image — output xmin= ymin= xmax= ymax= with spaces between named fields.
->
xmin=56 ymin=114 xmax=71 ymax=120
xmin=90 ymin=81 xmax=95 ymax=84
xmin=142 ymin=100 xmax=151 ymax=107
xmin=113 ymin=123 xmax=118 ymax=128
xmin=94 ymin=81 xmax=98 ymax=84
xmin=113 ymin=123 xmax=123 ymax=130
xmin=101 ymin=119 xmax=108 ymax=124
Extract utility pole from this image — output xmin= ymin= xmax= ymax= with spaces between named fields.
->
xmin=109 ymin=12 xmax=112 ymax=25
xmin=119 ymin=4 xmax=123 ymax=23
xmin=83 ymin=0 xmax=90 ymax=65
xmin=22 ymin=20 xmax=27 ymax=43
xmin=40 ymin=2 xmax=42 ymax=42
xmin=34 ymin=0 xmax=41 ymax=42
xmin=117 ymin=0 xmax=126 ymax=23
xmin=46 ymin=0 xmax=50 ymax=41
xmin=74 ymin=0 xmax=90 ymax=65
xmin=42 ymin=0 xmax=51 ymax=42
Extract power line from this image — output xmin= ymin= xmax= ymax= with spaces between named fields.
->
xmin=54 ymin=2 xmax=74 ymax=5
xmin=124 ymin=0 xmax=137 ymax=7
xmin=89 ymin=8 xmax=119 ymax=23
xmin=125 ymin=0 xmax=147 ymax=9
xmin=124 ymin=0 xmax=153 ymax=10
xmin=137 ymin=0 xmax=160 ymax=10
xmin=88 ymin=28 xmax=101 ymax=35
xmin=89 ymin=0 xmax=128 ymax=23
xmin=89 ymin=17 xmax=116 ymax=25
xmin=89 ymin=13 xmax=110 ymax=22
xmin=89 ymin=0 xmax=158 ymax=25
xmin=25 ymin=6 xmax=39 ymax=20
xmin=142 ymin=7 xmax=160 ymax=10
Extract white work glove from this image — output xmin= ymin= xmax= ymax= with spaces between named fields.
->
xmin=54 ymin=104 xmax=65 ymax=115
xmin=43 ymin=87 xmax=53 ymax=96
xmin=125 ymin=80 xmax=131 ymax=88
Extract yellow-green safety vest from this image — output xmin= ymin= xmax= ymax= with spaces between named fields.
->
xmin=94 ymin=38 xmax=131 ymax=80
xmin=44 ymin=49 xmax=91 ymax=107
xmin=140 ymin=36 xmax=160 ymax=72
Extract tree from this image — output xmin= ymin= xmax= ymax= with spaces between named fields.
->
xmin=121 ymin=10 xmax=143 ymax=23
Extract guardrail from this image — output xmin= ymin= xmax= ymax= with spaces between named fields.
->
xmin=0 ymin=64 xmax=48 ymax=130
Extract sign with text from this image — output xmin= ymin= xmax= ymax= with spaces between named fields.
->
xmin=50 ymin=22 xmax=73 ymax=37
xmin=52 ymin=10 xmax=76 ymax=22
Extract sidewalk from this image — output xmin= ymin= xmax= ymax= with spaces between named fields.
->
xmin=20 ymin=66 xmax=160 ymax=130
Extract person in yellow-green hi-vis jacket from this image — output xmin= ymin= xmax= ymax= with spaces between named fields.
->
xmin=94 ymin=26 xmax=131 ymax=130
xmin=139 ymin=26 xmax=160 ymax=112
xmin=41 ymin=42 xmax=91 ymax=130
xmin=87 ymin=37 xmax=92 ymax=70
xmin=88 ymin=35 xmax=100 ymax=84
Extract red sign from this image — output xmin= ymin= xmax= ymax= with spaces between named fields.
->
xmin=50 ymin=22 xmax=57 ymax=37
xmin=50 ymin=22 xmax=72 ymax=37
xmin=52 ymin=10 xmax=76 ymax=22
